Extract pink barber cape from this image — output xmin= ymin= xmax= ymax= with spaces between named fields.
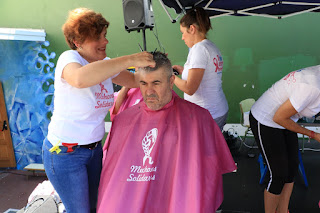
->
xmin=97 ymin=93 xmax=236 ymax=213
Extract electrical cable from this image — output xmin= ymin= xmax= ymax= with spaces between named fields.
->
xmin=152 ymin=12 xmax=166 ymax=53
xmin=226 ymin=127 xmax=258 ymax=149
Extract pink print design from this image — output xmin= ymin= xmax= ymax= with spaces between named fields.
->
xmin=142 ymin=128 xmax=158 ymax=166
xmin=213 ymin=55 xmax=223 ymax=73
xmin=95 ymin=83 xmax=112 ymax=100
xmin=99 ymin=83 xmax=108 ymax=93
xmin=94 ymin=83 xmax=114 ymax=109
xmin=283 ymin=71 xmax=296 ymax=84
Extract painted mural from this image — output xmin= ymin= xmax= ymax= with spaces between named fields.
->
xmin=0 ymin=40 xmax=55 ymax=170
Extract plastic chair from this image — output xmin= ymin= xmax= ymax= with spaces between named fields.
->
xmin=239 ymin=98 xmax=255 ymax=145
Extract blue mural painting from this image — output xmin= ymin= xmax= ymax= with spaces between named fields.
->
xmin=0 ymin=40 xmax=55 ymax=170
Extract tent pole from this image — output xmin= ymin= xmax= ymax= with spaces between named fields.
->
xmin=158 ymin=0 xmax=175 ymax=23
xmin=283 ymin=1 xmax=320 ymax=6
xmin=142 ymin=29 xmax=147 ymax=51
xmin=282 ymin=5 xmax=320 ymax=18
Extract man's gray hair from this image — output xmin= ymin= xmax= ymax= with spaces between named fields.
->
xmin=138 ymin=51 xmax=173 ymax=80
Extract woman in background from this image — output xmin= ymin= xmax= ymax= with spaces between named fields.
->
xmin=250 ymin=66 xmax=320 ymax=213
xmin=172 ymin=7 xmax=228 ymax=130
xmin=42 ymin=8 xmax=154 ymax=213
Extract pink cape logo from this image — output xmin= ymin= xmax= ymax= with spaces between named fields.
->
xmin=142 ymin=128 xmax=158 ymax=166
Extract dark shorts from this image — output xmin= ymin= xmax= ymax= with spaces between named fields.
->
xmin=249 ymin=112 xmax=299 ymax=195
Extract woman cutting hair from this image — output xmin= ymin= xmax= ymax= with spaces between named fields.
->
xmin=172 ymin=7 xmax=228 ymax=130
xmin=42 ymin=8 xmax=154 ymax=213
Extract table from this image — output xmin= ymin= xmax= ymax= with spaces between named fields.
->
xmin=298 ymin=122 xmax=320 ymax=153
xmin=24 ymin=163 xmax=45 ymax=179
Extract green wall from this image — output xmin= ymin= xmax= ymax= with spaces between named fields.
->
xmin=1 ymin=0 xmax=320 ymax=122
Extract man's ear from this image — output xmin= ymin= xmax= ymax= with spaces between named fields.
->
xmin=170 ymin=75 xmax=175 ymax=89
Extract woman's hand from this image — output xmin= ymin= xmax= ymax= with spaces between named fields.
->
xmin=130 ymin=52 xmax=155 ymax=68
xmin=62 ymin=51 xmax=155 ymax=89
xmin=172 ymin=65 xmax=183 ymax=75
xmin=173 ymin=68 xmax=204 ymax=95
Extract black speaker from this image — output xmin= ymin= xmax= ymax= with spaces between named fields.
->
xmin=123 ymin=0 xmax=154 ymax=32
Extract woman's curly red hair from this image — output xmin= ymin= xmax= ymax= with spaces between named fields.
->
xmin=62 ymin=8 xmax=110 ymax=50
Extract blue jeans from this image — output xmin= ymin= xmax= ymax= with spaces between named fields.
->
xmin=42 ymin=137 xmax=103 ymax=213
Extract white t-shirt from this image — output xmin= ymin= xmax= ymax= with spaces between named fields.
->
xmin=182 ymin=39 xmax=228 ymax=119
xmin=251 ymin=65 xmax=320 ymax=129
xmin=47 ymin=50 xmax=117 ymax=145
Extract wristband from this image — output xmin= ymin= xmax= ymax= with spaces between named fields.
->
xmin=310 ymin=131 xmax=315 ymax=139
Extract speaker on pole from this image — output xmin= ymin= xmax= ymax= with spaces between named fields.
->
xmin=123 ymin=0 xmax=154 ymax=32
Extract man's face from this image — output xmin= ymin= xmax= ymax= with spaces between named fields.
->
xmin=139 ymin=67 xmax=174 ymax=111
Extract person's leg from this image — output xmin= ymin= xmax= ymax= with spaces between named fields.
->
xmin=276 ymin=182 xmax=294 ymax=213
xmin=214 ymin=112 xmax=228 ymax=131
xmin=249 ymin=113 xmax=289 ymax=213
xmin=260 ymin=132 xmax=288 ymax=213
xmin=264 ymin=189 xmax=280 ymax=213
xmin=42 ymin=138 xmax=91 ymax=213
xmin=86 ymin=143 xmax=103 ymax=213
xmin=276 ymin=130 xmax=299 ymax=213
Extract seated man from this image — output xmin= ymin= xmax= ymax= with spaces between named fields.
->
xmin=97 ymin=52 xmax=236 ymax=213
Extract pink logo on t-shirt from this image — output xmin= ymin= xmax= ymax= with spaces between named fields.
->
xmin=95 ymin=83 xmax=112 ymax=99
xmin=99 ymin=83 xmax=108 ymax=93
xmin=213 ymin=55 xmax=223 ymax=73
xmin=283 ymin=71 xmax=296 ymax=84
xmin=94 ymin=83 xmax=114 ymax=109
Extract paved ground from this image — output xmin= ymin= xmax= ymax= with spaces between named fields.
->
xmin=1 ymin=138 xmax=319 ymax=213
xmin=0 ymin=169 xmax=47 ymax=212
xmin=221 ymin=138 xmax=320 ymax=213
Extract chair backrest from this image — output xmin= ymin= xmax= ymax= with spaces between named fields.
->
xmin=239 ymin=98 xmax=256 ymax=127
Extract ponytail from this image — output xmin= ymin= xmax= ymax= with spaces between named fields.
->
xmin=180 ymin=7 xmax=212 ymax=34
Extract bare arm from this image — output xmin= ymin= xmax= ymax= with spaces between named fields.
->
xmin=113 ymin=87 xmax=130 ymax=115
xmin=62 ymin=52 xmax=154 ymax=88
xmin=173 ymin=68 xmax=205 ymax=95
xmin=273 ymin=99 xmax=320 ymax=142
xmin=112 ymin=71 xmax=140 ymax=88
